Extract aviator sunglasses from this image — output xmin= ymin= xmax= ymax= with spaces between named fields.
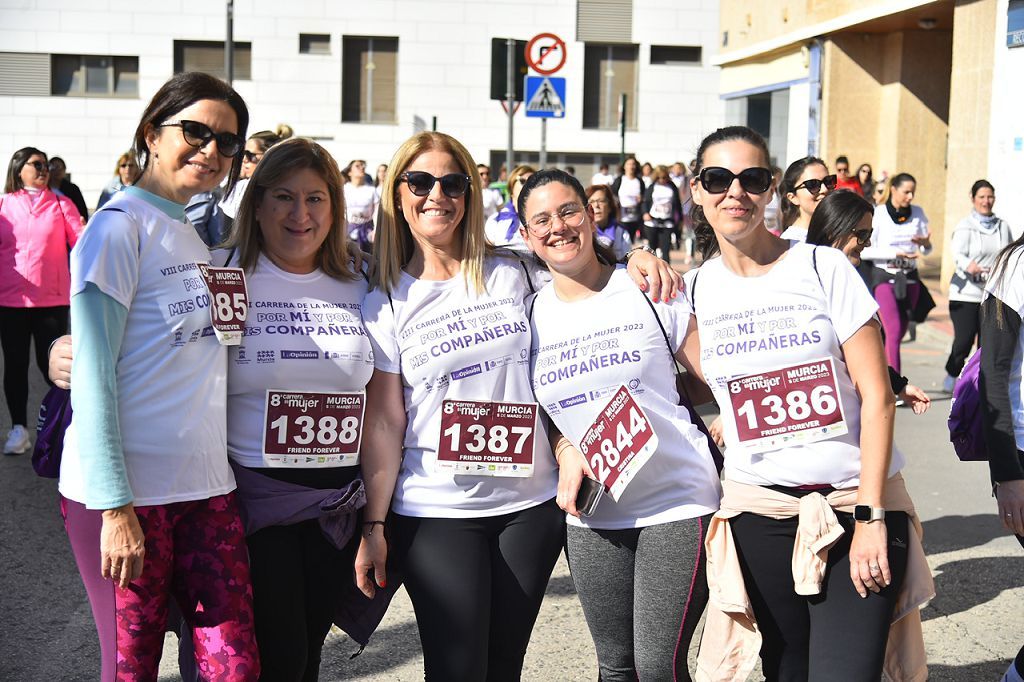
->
xmin=400 ymin=171 xmax=471 ymax=198
xmin=158 ymin=120 xmax=245 ymax=157
xmin=793 ymin=174 xmax=838 ymax=195
xmin=698 ymin=166 xmax=773 ymax=194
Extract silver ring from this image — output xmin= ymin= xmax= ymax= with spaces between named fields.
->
xmin=1007 ymin=513 xmax=1014 ymax=518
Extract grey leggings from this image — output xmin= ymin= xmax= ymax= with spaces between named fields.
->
xmin=566 ymin=515 xmax=711 ymax=681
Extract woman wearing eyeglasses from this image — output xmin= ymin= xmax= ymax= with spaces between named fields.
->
xmin=860 ymin=173 xmax=932 ymax=373
xmin=685 ymin=126 xmax=930 ymax=682
xmin=354 ymin=132 xmax=679 ymax=681
xmin=0 ymin=147 xmax=82 ymax=455
xmin=517 ymin=169 xmax=721 ymax=681
xmin=59 ymin=72 xmax=260 ymax=681
xmin=587 ymin=184 xmax=632 ymax=260
xmin=778 ymin=156 xmax=836 ymax=242
xmin=97 ymin=151 xmax=141 ymax=209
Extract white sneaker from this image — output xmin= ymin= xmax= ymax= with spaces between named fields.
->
xmin=4 ymin=425 xmax=30 ymax=455
xmin=942 ymin=374 xmax=957 ymax=393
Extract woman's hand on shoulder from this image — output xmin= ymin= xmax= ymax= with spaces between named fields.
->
xmin=49 ymin=335 xmax=73 ymax=389
xmin=625 ymin=249 xmax=682 ymax=302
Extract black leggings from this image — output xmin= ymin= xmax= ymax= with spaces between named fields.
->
xmin=945 ymin=300 xmax=981 ymax=377
xmin=0 ymin=305 xmax=67 ymax=425
xmin=643 ymin=224 xmax=674 ymax=263
xmin=244 ymin=466 xmax=360 ymax=682
xmin=389 ymin=498 xmax=564 ymax=681
xmin=730 ymin=508 xmax=909 ymax=682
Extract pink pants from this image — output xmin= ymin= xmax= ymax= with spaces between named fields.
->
xmin=62 ymin=493 xmax=259 ymax=681
xmin=874 ymin=281 xmax=920 ymax=374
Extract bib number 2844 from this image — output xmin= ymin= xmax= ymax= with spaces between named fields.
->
xmin=578 ymin=386 xmax=658 ymax=502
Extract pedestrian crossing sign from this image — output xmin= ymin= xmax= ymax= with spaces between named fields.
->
xmin=524 ymin=76 xmax=566 ymax=118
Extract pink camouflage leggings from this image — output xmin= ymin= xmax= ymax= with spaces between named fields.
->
xmin=62 ymin=493 xmax=260 ymax=681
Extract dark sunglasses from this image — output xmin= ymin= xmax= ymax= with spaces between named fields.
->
xmin=242 ymin=150 xmax=263 ymax=164
xmin=851 ymin=229 xmax=872 ymax=246
xmin=698 ymin=166 xmax=772 ymax=194
xmin=158 ymin=120 xmax=244 ymax=157
xmin=119 ymin=162 xmax=137 ymax=169
xmin=26 ymin=161 xmax=48 ymax=173
xmin=400 ymin=171 xmax=471 ymax=198
xmin=793 ymin=175 xmax=837 ymax=195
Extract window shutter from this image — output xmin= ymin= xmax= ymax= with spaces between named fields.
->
xmin=0 ymin=52 xmax=50 ymax=96
xmin=577 ymin=0 xmax=632 ymax=43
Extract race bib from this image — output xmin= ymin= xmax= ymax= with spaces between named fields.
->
xmin=197 ymin=264 xmax=248 ymax=345
xmin=437 ymin=399 xmax=537 ymax=477
xmin=577 ymin=386 xmax=658 ymax=502
xmin=262 ymin=390 xmax=365 ymax=467
xmin=727 ymin=358 xmax=848 ymax=453
xmin=621 ymin=205 xmax=640 ymax=222
xmin=651 ymin=199 xmax=672 ymax=220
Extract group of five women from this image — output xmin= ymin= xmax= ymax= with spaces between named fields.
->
xmin=39 ymin=71 xmax=1016 ymax=681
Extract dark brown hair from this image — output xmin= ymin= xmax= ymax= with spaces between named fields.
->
xmin=4 ymin=147 xmax=46 ymax=193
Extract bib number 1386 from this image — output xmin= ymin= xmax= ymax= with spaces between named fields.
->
xmin=736 ymin=384 xmax=838 ymax=429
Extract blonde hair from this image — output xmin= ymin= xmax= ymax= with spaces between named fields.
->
xmin=372 ymin=132 xmax=488 ymax=294
xmin=113 ymin=151 xmax=139 ymax=178
xmin=507 ymin=164 xmax=536 ymax=201
xmin=225 ymin=137 xmax=360 ymax=280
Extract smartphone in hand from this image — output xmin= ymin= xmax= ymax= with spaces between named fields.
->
xmin=575 ymin=476 xmax=604 ymax=517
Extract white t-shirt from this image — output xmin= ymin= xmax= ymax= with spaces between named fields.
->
xmin=688 ymin=243 xmax=904 ymax=488
xmin=484 ymin=207 xmax=529 ymax=253
xmin=481 ymin=187 xmax=505 ymax=219
xmin=779 ymin=225 xmax=807 ymax=242
xmin=227 ymin=255 xmax=374 ymax=468
xmin=591 ymin=172 xmax=615 ymax=186
xmin=344 ymin=183 xmax=378 ymax=225
xmin=530 ymin=267 xmax=721 ymax=529
xmin=862 ymin=204 xmax=930 ymax=274
xmin=362 ymin=254 xmax=558 ymax=517
xmin=646 ymin=183 xmax=676 ymax=225
xmin=617 ymin=177 xmax=644 ymax=223
xmin=219 ymin=178 xmax=247 ymax=219
xmin=985 ymin=248 xmax=1024 ymax=450
xmin=61 ymin=193 xmax=234 ymax=506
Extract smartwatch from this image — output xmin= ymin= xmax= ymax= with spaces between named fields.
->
xmin=853 ymin=505 xmax=886 ymax=523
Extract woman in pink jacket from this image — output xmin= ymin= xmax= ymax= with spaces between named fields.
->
xmin=0 ymin=146 xmax=82 ymax=454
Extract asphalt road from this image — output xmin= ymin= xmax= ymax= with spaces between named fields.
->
xmin=1 ymin=307 xmax=1021 ymax=681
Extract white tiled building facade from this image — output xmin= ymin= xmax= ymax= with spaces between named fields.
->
xmin=0 ymin=0 xmax=722 ymax=209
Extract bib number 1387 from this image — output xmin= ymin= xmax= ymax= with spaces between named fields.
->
xmin=436 ymin=399 xmax=537 ymax=477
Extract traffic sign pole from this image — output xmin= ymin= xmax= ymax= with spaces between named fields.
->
xmin=506 ymin=38 xmax=515 ymax=175
xmin=540 ymin=118 xmax=547 ymax=168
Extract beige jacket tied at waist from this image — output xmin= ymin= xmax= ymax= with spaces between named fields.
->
xmin=696 ymin=473 xmax=934 ymax=682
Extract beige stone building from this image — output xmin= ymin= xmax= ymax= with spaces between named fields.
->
xmin=715 ymin=0 xmax=1022 ymax=287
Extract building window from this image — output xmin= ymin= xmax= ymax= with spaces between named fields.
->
xmin=582 ymin=44 xmax=638 ymax=130
xmin=342 ymin=36 xmax=398 ymax=124
xmin=0 ymin=52 xmax=50 ymax=96
xmin=173 ymin=40 xmax=251 ymax=80
xmin=50 ymin=55 xmax=138 ymax=97
xmin=300 ymin=33 xmax=331 ymax=55
xmin=650 ymin=45 xmax=701 ymax=65
xmin=577 ymin=0 xmax=633 ymax=42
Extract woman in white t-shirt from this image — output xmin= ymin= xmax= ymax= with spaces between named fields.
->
xmin=779 ymin=156 xmax=836 ymax=242
xmin=980 ymin=233 xmax=1024 ymax=682
xmin=219 ymin=138 xmax=384 ymax=679
xmin=860 ymin=173 xmax=933 ymax=373
xmin=685 ymin=126 xmax=930 ymax=681
xmin=518 ymin=169 xmax=721 ymax=681
xmin=344 ymin=159 xmax=378 ymax=253
xmin=612 ymin=157 xmax=645 ymax=242
xmin=59 ymin=72 xmax=260 ymax=680
xmin=354 ymin=132 xmax=680 ymax=680
xmin=641 ymin=165 xmax=683 ymax=262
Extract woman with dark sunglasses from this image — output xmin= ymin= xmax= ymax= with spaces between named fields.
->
xmin=57 ymin=72 xmax=260 ymax=680
xmin=354 ymin=132 xmax=679 ymax=681
xmin=779 ymin=156 xmax=835 ymax=242
xmin=860 ymin=173 xmax=932 ymax=374
xmin=218 ymin=125 xmax=293 ymax=226
xmin=685 ymin=126 xmax=931 ymax=681
xmin=0 ymin=147 xmax=82 ymax=455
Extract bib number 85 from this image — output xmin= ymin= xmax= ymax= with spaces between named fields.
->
xmin=214 ymin=291 xmax=247 ymax=324
xmin=269 ymin=414 xmax=359 ymax=446
xmin=442 ymin=423 xmax=532 ymax=455
xmin=736 ymin=385 xmax=838 ymax=429
xmin=589 ymin=406 xmax=647 ymax=484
